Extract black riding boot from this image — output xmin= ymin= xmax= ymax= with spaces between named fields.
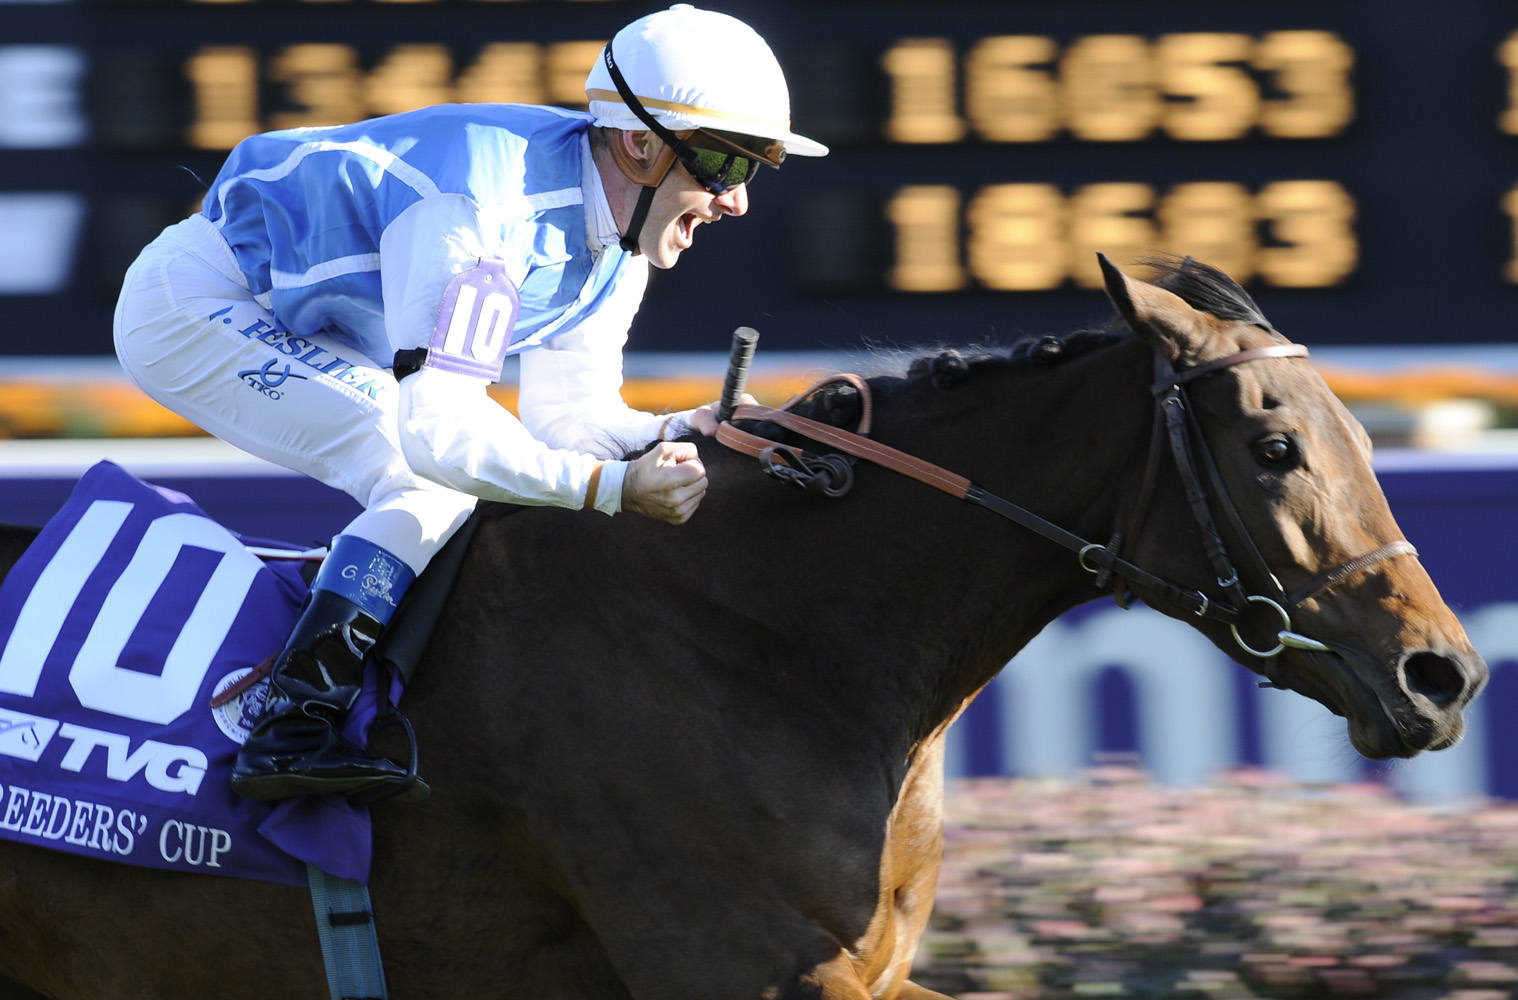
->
xmin=231 ymin=588 xmax=424 ymax=802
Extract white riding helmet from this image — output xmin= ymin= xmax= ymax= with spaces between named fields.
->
xmin=585 ymin=4 xmax=829 ymax=160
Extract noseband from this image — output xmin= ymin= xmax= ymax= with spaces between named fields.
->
xmin=715 ymin=344 xmax=1416 ymax=660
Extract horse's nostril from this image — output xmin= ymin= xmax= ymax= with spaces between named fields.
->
xmin=1402 ymin=652 xmax=1467 ymax=709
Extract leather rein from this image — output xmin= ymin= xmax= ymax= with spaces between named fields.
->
xmin=715 ymin=344 xmax=1416 ymax=660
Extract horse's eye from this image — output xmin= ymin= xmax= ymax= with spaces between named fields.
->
xmin=1254 ymin=435 xmax=1298 ymax=468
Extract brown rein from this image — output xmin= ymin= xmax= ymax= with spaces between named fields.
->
xmin=717 ymin=374 xmax=974 ymax=500
xmin=715 ymin=345 xmax=1417 ymax=658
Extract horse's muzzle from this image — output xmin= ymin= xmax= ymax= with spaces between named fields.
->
xmin=1342 ymin=645 xmax=1489 ymax=758
xmin=1400 ymin=648 xmax=1487 ymax=713
xmin=1394 ymin=647 xmax=1489 ymax=752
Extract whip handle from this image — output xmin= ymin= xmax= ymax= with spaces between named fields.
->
xmin=716 ymin=326 xmax=760 ymax=423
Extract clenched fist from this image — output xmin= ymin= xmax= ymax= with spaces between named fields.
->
xmin=621 ymin=442 xmax=707 ymax=524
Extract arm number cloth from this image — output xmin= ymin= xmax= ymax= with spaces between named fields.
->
xmin=424 ymin=261 xmax=521 ymax=382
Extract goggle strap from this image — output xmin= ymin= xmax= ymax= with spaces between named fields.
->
xmin=602 ymin=42 xmax=768 ymax=198
xmin=602 ymin=45 xmax=693 ymax=159
xmin=604 ymin=43 xmax=751 ymax=194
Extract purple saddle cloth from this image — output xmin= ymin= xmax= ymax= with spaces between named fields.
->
xmin=0 ymin=461 xmax=384 ymax=884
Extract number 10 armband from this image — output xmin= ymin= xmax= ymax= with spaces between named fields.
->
xmin=423 ymin=260 xmax=522 ymax=382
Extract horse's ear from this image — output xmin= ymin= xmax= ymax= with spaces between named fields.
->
xmin=1097 ymin=253 xmax=1207 ymax=363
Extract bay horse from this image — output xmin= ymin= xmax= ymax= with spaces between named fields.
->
xmin=0 ymin=256 xmax=1486 ymax=999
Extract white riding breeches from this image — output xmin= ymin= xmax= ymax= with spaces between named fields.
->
xmin=113 ymin=215 xmax=477 ymax=573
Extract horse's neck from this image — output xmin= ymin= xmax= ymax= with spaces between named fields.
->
xmin=455 ymin=341 xmax=1157 ymax=777
xmin=863 ymin=345 xmax=1154 ymax=723
xmin=677 ymin=340 xmax=1157 ymax=755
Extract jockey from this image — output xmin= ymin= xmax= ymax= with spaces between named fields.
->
xmin=112 ymin=4 xmax=827 ymax=803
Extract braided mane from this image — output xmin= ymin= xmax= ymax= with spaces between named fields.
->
xmin=787 ymin=255 xmax=1271 ymax=425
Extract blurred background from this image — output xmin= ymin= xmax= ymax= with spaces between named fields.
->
xmin=8 ymin=0 xmax=1518 ymax=420
xmin=7 ymin=3 xmax=1518 ymax=995
xmin=4 ymin=0 xmax=1518 ymax=794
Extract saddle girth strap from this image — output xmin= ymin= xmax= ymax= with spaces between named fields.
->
xmin=307 ymin=864 xmax=387 ymax=1000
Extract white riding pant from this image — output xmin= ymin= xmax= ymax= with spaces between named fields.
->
xmin=113 ymin=215 xmax=476 ymax=574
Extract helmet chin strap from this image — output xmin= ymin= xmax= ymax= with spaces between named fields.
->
xmin=621 ymin=187 xmax=655 ymax=254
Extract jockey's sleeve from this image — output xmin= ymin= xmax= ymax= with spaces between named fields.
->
xmin=517 ymin=261 xmax=697 ymax=453
xmin=381 ymin=194 xmax=503 ymax=362
xmin=398 ymin=365 xmax=624 ymax=513
xmin=381 ymin=194 xmax=623 ymax=511
xmin=380 ymin=193 xmax=692 ymax=511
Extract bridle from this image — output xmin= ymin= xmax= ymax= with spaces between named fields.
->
xmin=715 ymin=343 xmax=1417 ymax=661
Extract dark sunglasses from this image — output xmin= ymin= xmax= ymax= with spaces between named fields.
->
xmin=675 ymin=129 xmax=783 ymax=195
xmin=678 ymin=147 xmax=760 ymax=194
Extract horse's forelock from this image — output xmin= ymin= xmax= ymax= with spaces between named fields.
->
xmin=1141 ymin=254 xmax=1276 ymax=333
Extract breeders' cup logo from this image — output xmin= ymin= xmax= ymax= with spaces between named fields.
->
xmin=236 ymin=359 xmax=309 ymax=400
xmin=210 ymin=669 xmax=269 ymax=744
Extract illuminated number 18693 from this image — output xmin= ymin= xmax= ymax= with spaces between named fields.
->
xmin=887 ymin=180 xmax=1357 ymax=291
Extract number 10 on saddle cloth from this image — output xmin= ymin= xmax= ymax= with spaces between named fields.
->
xmin=0 ymin=461 xmax=379 ymax=885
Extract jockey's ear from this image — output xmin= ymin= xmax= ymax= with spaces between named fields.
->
xmin=1097 ymin=253 xmax=1212 ymax=367
xmin=621 ymin=129 xmax=661 ymax=168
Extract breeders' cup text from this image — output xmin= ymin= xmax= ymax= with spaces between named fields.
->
xmin=0 ymin=782 xmax=235 ymax=869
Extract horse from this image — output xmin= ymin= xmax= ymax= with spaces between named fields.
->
xmin=0 ymin=256 xmax=1486 ymax=999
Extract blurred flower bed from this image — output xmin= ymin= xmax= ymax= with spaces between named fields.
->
xmin=918 ymin=768 xmax=1518 ymax=999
